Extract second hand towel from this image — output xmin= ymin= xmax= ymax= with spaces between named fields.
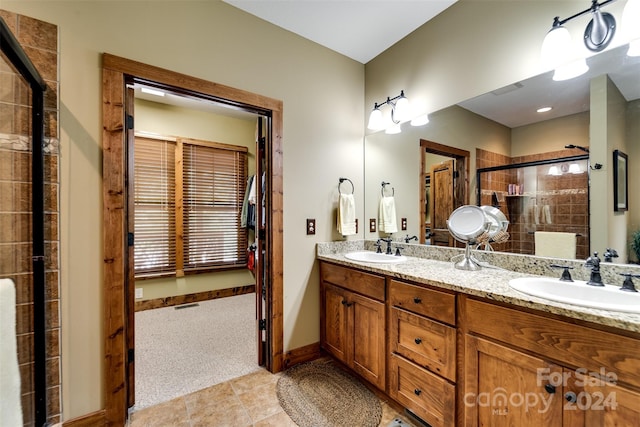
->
xmin=379 ymin=196 xmax=398 ymax=233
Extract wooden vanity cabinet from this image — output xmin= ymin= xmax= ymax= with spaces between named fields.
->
xmin=320 ymin=262 xmax=386 ymax=390
xmin=462 ymin=296 xmax=640 ymax=427
xmin=388 ymin=279 xmax=457 ymax=427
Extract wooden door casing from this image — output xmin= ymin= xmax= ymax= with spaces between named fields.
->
xmin=430 ymin=160 xmax=454 ymax=247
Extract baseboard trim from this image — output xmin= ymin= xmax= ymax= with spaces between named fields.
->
xmin=283 ymin=342 xmax=322 ymax=369
xmin=135 ymin=285 xmax=256 ymax=311
xmin=62 ymin=410 xmax=106 ymax=427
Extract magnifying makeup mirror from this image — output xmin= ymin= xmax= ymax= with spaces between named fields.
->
xmin=446 ymin=205 xmax=491 ymax=270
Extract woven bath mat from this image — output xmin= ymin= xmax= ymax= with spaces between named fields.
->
xmin=276 ymin=358 xmax=382 ymax=427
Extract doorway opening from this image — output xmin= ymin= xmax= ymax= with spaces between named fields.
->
xmin=102 ymin=54 xmax=283 ymax=425
xmin=129 ymin=82 xmax=267 ymax=410
xmin=420 ymin=139 xmax=470 ymax=246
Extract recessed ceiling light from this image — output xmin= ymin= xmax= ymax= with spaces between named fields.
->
xmin=537 ymin=106 xmax=552 ymax=113
xmin=141 ymin=87 xmax=165 ymax=97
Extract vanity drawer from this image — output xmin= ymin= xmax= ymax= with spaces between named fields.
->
xmin=388 ymin=353 xmax=455 ymax=427
xmin=320 ymin=262 xmax=385 ymax=301
xmin=389 ymin=307 xmax=456 ymax=381
xmin=388 ymin=279 xmax=455 ymax=325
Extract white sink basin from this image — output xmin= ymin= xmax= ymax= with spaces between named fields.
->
xmin=344 ymin=251 xmax=407 ymax=264
xmin=509 ymin=277 xmax=640 ymax=314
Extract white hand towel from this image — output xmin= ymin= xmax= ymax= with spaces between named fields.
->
xmin=535 ymin=231 xmax=576 ymax=259
xmin=543 ymin=205 xmax=552 ymax=224
xmin=0 ymin=279 xmax=23 ymax=427
xmin=337 ymin=193 xmax=357 ymax=236
xmin=379 ymin=196 xmax=398 ymax=233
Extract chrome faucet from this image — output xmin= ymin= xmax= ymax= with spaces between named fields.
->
xmin=585 ymin=252 xmax=604 ymax=286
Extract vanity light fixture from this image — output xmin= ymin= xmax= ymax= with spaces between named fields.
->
xmin=367 ymin=90 xmax=413 ymax=133
xmin=568 ymin=163 xmax=583 ymax=174
xmin=541 ymin=0 xmax=622 ymax=80
xmin=548 ymin=165 xmax=563 ymax=176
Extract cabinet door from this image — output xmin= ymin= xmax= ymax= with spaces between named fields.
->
xmin=464 ymin=335 xmax=563 ymax=427
xmin=351 ymin=291 xmax=386 ymax=390
xmin=321 ymin=283 xmax=350 ymax=364
xmin=566 ymin=379 xmax=640 ymax=426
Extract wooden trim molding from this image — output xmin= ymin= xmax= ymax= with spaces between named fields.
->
xmin=62 ymin=410 xmax=106 ymax=427
xmin=283 ymin=342 xmax=322 ymax=369
xmin=135 ymin=285 xmax=256 ymax=311
xmin=102 ymin=53 xmax=284 ymax=425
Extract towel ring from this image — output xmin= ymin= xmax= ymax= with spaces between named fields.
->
xmin=338 ymin=177 xmax=354 ymax=195
xmin=381 ymin=181 xmax=394 ymax=197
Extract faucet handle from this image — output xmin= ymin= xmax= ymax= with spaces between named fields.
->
xmin=619 ymin=273 xmax=640 ymax=292
xmin=374 ymin=240 xmax=383 ymax=253
xmin=550 ymin=264 xmax=574 ymax=282
xmin=395 ymin=247 xmax=404 ymax=257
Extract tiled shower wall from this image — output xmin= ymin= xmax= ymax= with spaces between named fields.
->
xmin=477 ymin=148 xmax=589 ymax=259
xmin=0 ymin=10 xmax=60 ymax=426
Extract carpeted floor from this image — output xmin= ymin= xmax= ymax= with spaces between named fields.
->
xmin=133 ymin=293 xmax=261 ymax=410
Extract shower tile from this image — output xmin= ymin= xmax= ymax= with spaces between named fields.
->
xmin=18 ymin=15 xmax=58 ymax=52
xmin=23 ymin=46 xmax=57 ymax=82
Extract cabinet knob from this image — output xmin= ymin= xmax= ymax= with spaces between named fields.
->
xmin=414 ymin=388 xmax=422 ymax=396
xmin=413 ymin=297 xmax=422 ymax=304
xmin=565 ymin=392 xmax=577 ymax=403
xmin=341 ymin=300 xmax=353 ymax=307
xmin=414 ymin=337 xmax=422 ymax=345
xmin=544 ymin=383 xmax=556 ymax=394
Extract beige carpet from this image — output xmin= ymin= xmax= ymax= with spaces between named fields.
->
xmin=277 ymin=358 xmax=383 ymax=427
xmin=133 ymin=293 xmax=261 ymax=410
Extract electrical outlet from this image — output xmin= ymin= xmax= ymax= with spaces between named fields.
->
xmin=401 ymin=218 xmax=407 ymax=230
xmin=306 ymin=218 xmax=316 ymax=235
xmin=369 ymin=218 xmax=376 ymax=232
xmin=135 ymin=288 xmax=143 ymax=299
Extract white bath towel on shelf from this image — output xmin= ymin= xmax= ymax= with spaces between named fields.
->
xmin=337 ymin=193 xmax=357 ymax=236
xmin=0 ymin=278 xmax=23 ymax=427
xmin=535 ymin=231 xmax=576 ymax=259
xmin=379 ymin=196 xmax=398 ymax=233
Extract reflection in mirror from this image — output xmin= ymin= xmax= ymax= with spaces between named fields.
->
xmin=365 ymin=43 xmax=640 ymax=265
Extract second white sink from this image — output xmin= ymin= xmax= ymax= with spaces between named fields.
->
xmin=509 ymin=277 xmax=640 ymax=314
xmin=344 ymin=251 xmax=407 ymax=264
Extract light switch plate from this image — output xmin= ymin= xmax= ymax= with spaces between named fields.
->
xmin=306 ymin=218 xmax=316 ymax=235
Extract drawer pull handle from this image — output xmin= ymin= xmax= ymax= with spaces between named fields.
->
xmin=414 ymin=388 xmax=422 ymax=396
xmin=414 ymin=337 xmax=422 ymax=344
xmin=565 ymin=392 xmax=577 ymax=403
xmin=544 ymin=384 xmax=556 ymax=394
xmin=413 ymin=297 xmax=422 ymax=304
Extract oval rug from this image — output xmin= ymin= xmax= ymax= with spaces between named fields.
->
xmin=276 ymin=358 xmax=382 ymax=427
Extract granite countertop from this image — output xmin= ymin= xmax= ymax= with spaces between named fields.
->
xmin=317 ymin=241 xmax=640 ymax=334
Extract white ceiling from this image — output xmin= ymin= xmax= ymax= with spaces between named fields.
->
xmin=222 ymin=0 xmax=458 ymax=64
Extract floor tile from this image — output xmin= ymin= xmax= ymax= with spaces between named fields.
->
xmin=189 ymin=395 xmax=252 ymax=427
xmin=129 ymin=397 xmax=189 ymax=427
xmin=237 ymin=380 xmax=282 ymax=423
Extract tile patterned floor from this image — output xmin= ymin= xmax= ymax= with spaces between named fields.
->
xmin=128 ymin=367 xmax=417 ymax=427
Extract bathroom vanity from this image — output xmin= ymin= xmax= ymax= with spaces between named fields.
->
xmin=318 ymin=243 xmax=640 ymax=427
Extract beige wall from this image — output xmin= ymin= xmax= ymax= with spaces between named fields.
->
xmin=3 ymin=0 xmax=364 ymax=419
xmin=628 ymin=99 xmax=640 ymax=260
xmin=511 ymin=112 xmax=590 ymax=157
xmin=134 ymin=99 xmax=256 ymax=301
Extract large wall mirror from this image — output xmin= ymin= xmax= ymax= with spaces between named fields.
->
xmin=364 ymin=42 xmax=640 ymax=265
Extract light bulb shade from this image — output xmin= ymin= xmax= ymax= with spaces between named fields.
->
xmin=393 ymin=95 xmax=410 ymax=122
xmin=367 ymin=108 xmax=384 ymax=130
xmin=628 ymin=39 xmax=640 ymax=56
xmin=568 ymin=163 xmax=582 ymax=174
xmin=541 ymin=25 xmax=572 ymax=69
xmin=410 ymin=114 xmax=430 ymax=126
xmin=385 ymin=124 xmax=402 ymax=135
xmin=622 ymin=0 xmax=640 ymax=41
xmin=548 ymin=165 xmax=562 ymax=176
xmin=553 ymin=58 xmax=589 ymax=81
